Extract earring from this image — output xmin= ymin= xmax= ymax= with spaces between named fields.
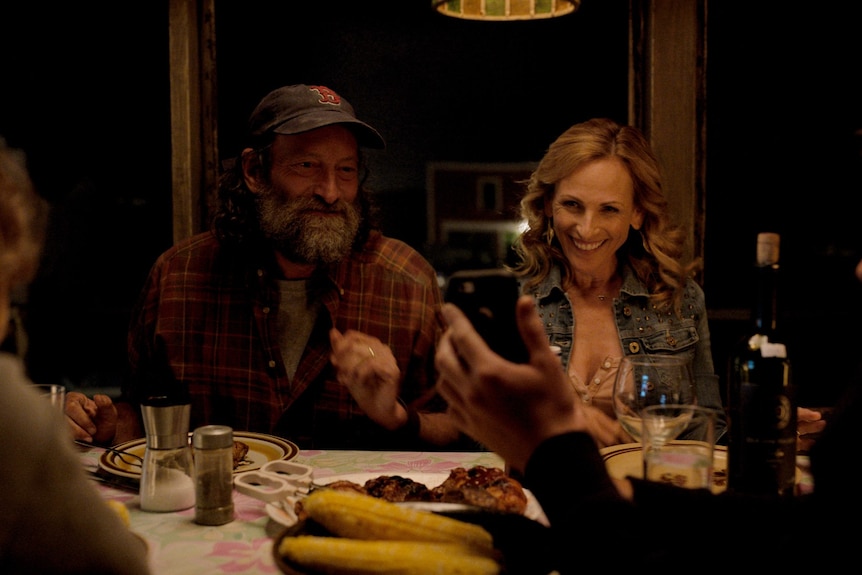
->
xmin=546 ymin=223 xmax=555 ymax=246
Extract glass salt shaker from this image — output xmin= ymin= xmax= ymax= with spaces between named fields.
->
xmin=192 ymin=425 xmax=235 ymax=525
xmin=139 ymin=399 xmax=195 ymax=512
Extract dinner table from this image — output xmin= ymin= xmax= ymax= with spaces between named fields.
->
xmin=79 ymin=445 xmax=506 ymax=575
xmin=80 ymin=439 xmax=814 ymax=575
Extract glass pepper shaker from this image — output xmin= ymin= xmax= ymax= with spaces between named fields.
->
xmin=192 ymin=425 xmax=235 ymax=525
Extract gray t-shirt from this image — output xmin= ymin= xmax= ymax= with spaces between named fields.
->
xmin=276 ymin=279 xmax=320 ymax=380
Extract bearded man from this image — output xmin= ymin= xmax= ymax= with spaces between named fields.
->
xmin=66 ymin=85 xmax=463 ymax=450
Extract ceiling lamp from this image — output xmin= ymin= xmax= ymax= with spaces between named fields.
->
xmin=432 ymin=0 xmax=581 ymax=21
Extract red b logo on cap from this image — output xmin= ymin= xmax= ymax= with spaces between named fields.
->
xmin=310 ymin=85 xmax=341 ymax=106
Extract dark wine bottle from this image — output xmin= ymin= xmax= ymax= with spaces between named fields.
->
xmin=726 ymin=232 xmax=797 ymax=498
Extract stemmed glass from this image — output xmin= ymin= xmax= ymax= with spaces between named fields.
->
xmin=612 ymin=355 xmax=696 ymax=443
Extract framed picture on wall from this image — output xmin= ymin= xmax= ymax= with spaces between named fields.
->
xmin=434 ymin=219 xmax=525 ymax=273
xmin=426 ymin=161 xmax=535 ymax=275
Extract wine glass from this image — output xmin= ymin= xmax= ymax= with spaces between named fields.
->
xmin=613 ymin=355 xmax=696 ymax=443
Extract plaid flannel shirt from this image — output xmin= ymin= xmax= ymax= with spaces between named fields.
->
xmin=126 ymin=230 xmax=445 ymax=449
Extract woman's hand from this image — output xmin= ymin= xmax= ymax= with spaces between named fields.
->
xmin=578 ymin=402 xmax=632 ymax=448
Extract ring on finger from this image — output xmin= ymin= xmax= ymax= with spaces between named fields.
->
xmin=356 ymin=346 xmax=375 ymax=367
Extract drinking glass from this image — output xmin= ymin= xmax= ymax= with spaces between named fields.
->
xmin=35 ymin=384 xmax=66 ymax=417
xmin=612 ymin=355 xmax=696 ymax=442
xmin=641 ymin=403 xmax=718 ymax=489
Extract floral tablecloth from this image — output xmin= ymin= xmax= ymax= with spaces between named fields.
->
xmin=83 ymin=449 xmax=504 ymax=574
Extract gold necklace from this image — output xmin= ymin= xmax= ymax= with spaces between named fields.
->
xmin=566 ymin=288 xmax=611 ymax=303
xmin=566 ymin=280 xmax=617 ymax=303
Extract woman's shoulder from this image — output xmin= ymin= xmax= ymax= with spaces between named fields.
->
xmin=675 ymin=278 xmax=709 ymax=319
xmin=682 ymin=277 xmax=707 ymax=300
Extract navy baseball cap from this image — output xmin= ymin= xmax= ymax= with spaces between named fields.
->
xmin=247 ymin=84 xmax=385 ymax=149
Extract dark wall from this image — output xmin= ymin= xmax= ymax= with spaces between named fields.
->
xmin=0 ymin=3 xmax=173 ymax=390
xmin=213 ymin=0 xmax=631 ymax=250
xmin=705 ymin=3 xmax=862 ymax=406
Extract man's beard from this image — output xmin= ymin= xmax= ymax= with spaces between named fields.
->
xmin=256 ymin=186 xmax=362 ymax=265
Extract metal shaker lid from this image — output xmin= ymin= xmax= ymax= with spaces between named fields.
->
xmin=193 ymin=425 xmax=234 ymax=449
xmin=140 ymin=401 xmax=191 ymax=449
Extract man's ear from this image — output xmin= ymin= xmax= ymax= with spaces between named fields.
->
xmin=241 ymin=148 xmax=265 ymax=194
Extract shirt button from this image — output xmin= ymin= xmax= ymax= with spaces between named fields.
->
xmin=268 ymin=360 xmax=276 ymax=368
xmin=628 ymin=342 xmax=641 ymax=353
xmin=262 ymin=306 xmax=271 ymax=314
xmin=603 ymin=359 xmax=611 ymax=368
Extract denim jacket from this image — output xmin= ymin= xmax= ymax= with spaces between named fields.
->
xmin=522 ymin=263 xmax=727 ymax=441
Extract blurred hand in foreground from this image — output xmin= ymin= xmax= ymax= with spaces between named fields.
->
xmin=435 ymin=295 xmax=589 ymax=474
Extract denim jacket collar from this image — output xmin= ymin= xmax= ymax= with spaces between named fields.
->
xmin=528 ymin=261 xmax=649 ymax=302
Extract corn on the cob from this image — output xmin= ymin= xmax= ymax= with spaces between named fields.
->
xmin=301 ymin=489 xmax=494 ymax=551
xmin=278 ymin=536 xmax=501 ymax=575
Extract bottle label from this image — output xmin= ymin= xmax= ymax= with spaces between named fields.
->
xmin=727 ymin=361 xmax=797 ymax=498
xmin=748 ymin=334 xmax=787 ymax=358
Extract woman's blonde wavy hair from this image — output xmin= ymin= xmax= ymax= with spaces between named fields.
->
xmin=511 ymin=118 xmax=701 ymax=314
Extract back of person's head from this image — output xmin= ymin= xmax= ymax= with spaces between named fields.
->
xmin=0 ymin=138 xmax=48 ymax=289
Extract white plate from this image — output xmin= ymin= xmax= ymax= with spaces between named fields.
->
xmin=266 ymin=471 xmax=549 ymax=528
xmin=600 ymin=442 xmax=730 ymax=493
xmin=99 ymin=431 xmax=299 ymax=479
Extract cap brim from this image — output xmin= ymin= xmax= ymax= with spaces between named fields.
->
xmin=271 ymin=112 xmax=385 ymax=149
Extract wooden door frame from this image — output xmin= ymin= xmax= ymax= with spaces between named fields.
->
xmin=168 ymin=0 xmax=218 ymax=244
xmin=629 ymin=0 xmax=708 ymax=275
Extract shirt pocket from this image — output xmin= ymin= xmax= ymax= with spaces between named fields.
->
xmin=621 ymin=325 xmax=699 ymax=355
